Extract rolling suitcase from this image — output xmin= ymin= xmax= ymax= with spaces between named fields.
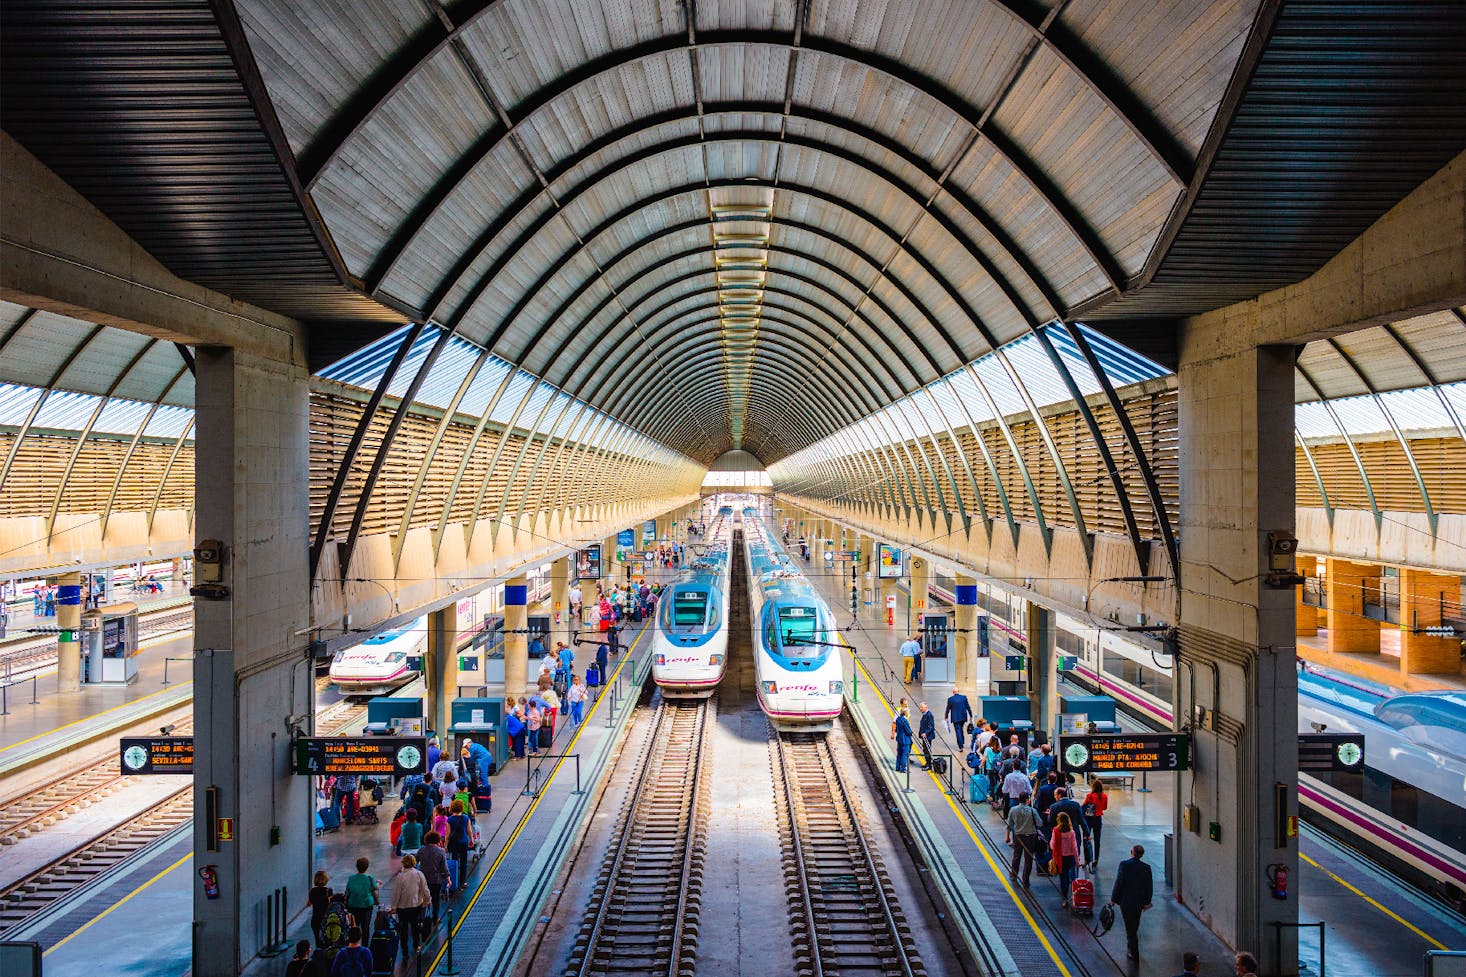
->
xmin=1070 ymin=876 xmax=1095 ymax=916
xmin=586 ymin=663 xmax=601 ymax=687
xmin=969 ymin=774 xmax=990 ymax=804
xmin=370 ymin=914 xmax=397 ymax=974
xmin=317 ymin=805 xmax=341 ymax=833
xmin=930 ymin=755 xmax=948 ymax=776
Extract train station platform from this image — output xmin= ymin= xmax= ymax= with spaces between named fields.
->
xmin=802 ymin=561 xmax=1466 ymax=977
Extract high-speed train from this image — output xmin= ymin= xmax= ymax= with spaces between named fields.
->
xmin=744 ymin=507 xmax=844 ymax=730
xmin=329 ymin=617 xmax=427 ymax=693
xmin=1045 ymin=600 xmax=1466 ymax=908
xmin=651 ymin=510 xmax=732 ymax=697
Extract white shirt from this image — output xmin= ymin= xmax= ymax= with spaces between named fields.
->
xmin=569 ymin=585 xmax=582 ymax=605
xmin=431 ymin=759 xmax=458 ymax=783
xmin=976 ymin=729 xmax=996 ymax=752
xmin=899 ymin=639 xmax=921 ymax=659
xmin=1003 ymin=769 xmax=1033 ymax=799
xmin=567 ymin=683 xmax=586 ymax=704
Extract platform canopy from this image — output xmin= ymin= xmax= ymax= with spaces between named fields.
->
xmin=3 ymin=0 xmax=1464 ymax=466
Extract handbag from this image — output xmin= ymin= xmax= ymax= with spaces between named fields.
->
xmin=1049 ymin=857 xmax=1060 ymax=875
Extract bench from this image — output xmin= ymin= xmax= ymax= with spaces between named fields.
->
xmin=1094 ymin=773 xmax=1135 ymax=790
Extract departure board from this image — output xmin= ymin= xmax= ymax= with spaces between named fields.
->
xmin=1298 ymin=733 xmax=1365 ymax=772
xmin=1060 ymin=734 xmax=1190 ymax=774
xmin=294 ymin=737 xmax=428 ymax=777
xmin=120 ymin=736 xmax=194 ymax=774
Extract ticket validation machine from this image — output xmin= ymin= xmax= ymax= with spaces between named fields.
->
xmin=81 ymin=602 xmax=139 ymax=685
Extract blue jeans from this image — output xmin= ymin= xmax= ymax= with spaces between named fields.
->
xmin=570 ymin=701 xmax=584 ymax=725
xmin=895 ymin=739 xmax=911 ymax=772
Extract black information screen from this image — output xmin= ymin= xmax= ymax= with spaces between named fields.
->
xmin=1060 ymin=734 xmax=1190 ymax=774
xmin=1298 ymin=733 xmax=1365 ymax=772
xmin=120 ymin=736 xmax=194 ymax=774
xmin=294 ymin=737 xmax=428 ymax=777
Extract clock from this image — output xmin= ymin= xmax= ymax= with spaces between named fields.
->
xmin=1335 ymin=741 xmax=1363 ymax=768
xmin=123 ymin=745 xmax=150 ymax=772
xmin=1064 ymin=742 xmax=1089 ymax=770
xmin=396 ymin=744 xmax=423 ymax=772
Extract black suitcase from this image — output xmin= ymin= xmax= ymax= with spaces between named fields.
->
xmin=930 ymin=755 xmax=948 ymax=776
xmin=370 ymin=917 xmax=397 ymax=974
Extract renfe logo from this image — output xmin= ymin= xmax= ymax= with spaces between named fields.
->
xmin=780 ymin=683 xmax=818 ymax=694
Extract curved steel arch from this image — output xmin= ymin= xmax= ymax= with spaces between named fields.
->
xmin=1296 ymin=365 xmax=1380 ymax=529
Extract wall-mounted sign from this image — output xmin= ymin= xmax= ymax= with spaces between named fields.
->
xmin=616 ymin=529 xmax=635 ymax=548
xmin=642 ymin=520 xmax=657 ymax=542
xmin=1060 ymin=734 xmax=1190 ymax=774
xmin=120 ymin=736 xmax=194 ymax=774
xmin=877 ymin=543 xmax=903 ymax=579
xmin=216 ymin=818 xmax=234 ymax=842
xmin=575 ymin=544 xmax=603 ymax=581
xmin=1299 ymin=733 xmax=1365 ymax=772
xmin=294 ymin=737 xmax=428 ymax=777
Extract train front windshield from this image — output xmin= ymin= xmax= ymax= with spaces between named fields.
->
xmin=664 ymin=590 xmax=711 ymax=630
xmin=777 ymin=606 xmax=818 ymax=647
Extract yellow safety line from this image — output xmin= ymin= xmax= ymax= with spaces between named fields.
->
xmin=1 ymin=675 xmax=186 ymax=751
xmin=851 ymin=652 xmax=1075 ymax=977
xmin=423 ymin=626 xmax=649 ymax=975
xmin=45 ymin=851 xmax=193 ymax=955
xmin=1298 ymin=851 xmax=1446 ymax=949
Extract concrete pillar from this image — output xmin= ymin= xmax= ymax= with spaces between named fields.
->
xmin=172 ymin=557 xmax=185 ymax=584
xmin=549 ymin=556 xmax=571 ymax=650
xmin=1326 ymin=559 xmax=1380 ymax=653
xmin=1295 ymin=555 xmax=1318 ymax=636
xmin=910 ymin=556 xmax=930 ymax=619
xmin=1175 ymin=342 xmax=1298 ymax=971
xmin=602 ymin=534 xmax=621 ymax=592
xmin=879 ymin=577 xmax=901 ymax=628
xmin=55 ymin=571 xmax=83 ymax=692
xmin=425 ymin=604 xmax=459 ymax=739
xmin=192 ymin=346 xmax=312 ymax=977
xmin=1399 ymin=567 xmax=1459 ymax=674
xmin=504 ymin=575 xmax=529 ymax=695
xmin=1025 ymin=602 xmax=1058 ymax=737
xmin=953 ymin=574 xmax=979 ymax=696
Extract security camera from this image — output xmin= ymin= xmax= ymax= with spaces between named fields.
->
xmin=160 ymin=723 xmax=177 ymax=736
xmin=1309 ymin=721 xmax=1327 ymax=733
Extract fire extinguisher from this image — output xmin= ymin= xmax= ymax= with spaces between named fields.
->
xmin=199 ymin=864 xmax=221 ymax=900
xmin=1265 ymin=863 xmax=1288 ymax=900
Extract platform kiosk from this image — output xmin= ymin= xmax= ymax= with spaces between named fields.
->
xmin=363 ymin=696 xmax=425 ymax=736
xmin=449 ymin=696 xmax=508 ymax=773
xmin=80 ymin=602 xmax=139 ymax=685
xmin=920 ymin=612 xmax=950 ymax=683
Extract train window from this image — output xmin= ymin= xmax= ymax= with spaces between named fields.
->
xmin=778 ymin=606 xmax=818 ymax=646
xmin=672 ymin=592 xmax=708 ymax=627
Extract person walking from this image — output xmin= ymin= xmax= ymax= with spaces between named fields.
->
xmin=343 ymin=857 xmax=378 ymax=941
xmin=1108 ymin=844 xmax=1154 ymax=961
xmin=567 ymin=673 xmax=587 ymax=726
xmin=445 ymin=800 xmax=474 ymax=887
xmin=899 ymin=634 xmax=921 ymax=684
xmin=1005 ymin=791 xmax=1041 ymax=888
xmin=1049 ymin=787 xmax=1089 ymax=864
xmin=1170 ymin=951 xmax=1201 ymax=977
xmin=307 ymin=870 xmax=332 ymax=941
xmin=390 ymin=853 xmax=432 ymax=957
xmin=1001 ymin=750 xmax=1032 ymax=817
xmin=893 ymin=707 xmax=914 ymax=773
xmin=1049 ymin=811 xmax=1081 ymax=908
xmin=329 ymin=927 xmax=374 ymax=977
xmin=1082 ymin=778 xmax=1108 ymax=868
xmin=944 ymin=689 xmax=973 ymax=749
xmin=416 ymin=832 xmax=450 ymax=924
xmin=284 ymin=940 xmax=313 ymax=977
xmin=917 ymin=702 xmax=936 ymax=769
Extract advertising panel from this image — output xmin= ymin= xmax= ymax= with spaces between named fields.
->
xmin=575 ymin=544 xmax=603 ymax=581
xmin=877 ymin=543 xmax=903 ymax=579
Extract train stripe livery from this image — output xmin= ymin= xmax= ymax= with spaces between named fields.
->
xmin=743 ymin=506 xmax=844 ymax=730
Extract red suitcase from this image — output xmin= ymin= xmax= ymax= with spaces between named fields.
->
xmin=1070 ymin=877 xmax=1095 ymax=916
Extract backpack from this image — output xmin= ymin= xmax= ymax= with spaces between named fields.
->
xmin=966 ymin=751 xmax=981 ymax=773
xmin=333 ymin=946 xmax=371 ymax=977
xmin=319 ymin=904 xmax=351 ymax=950
xmin=454 ymin=789 xmax=473 ymax=812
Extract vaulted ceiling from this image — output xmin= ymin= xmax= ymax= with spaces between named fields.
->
xmin=4 ymin=0 xmax=1464 ymax=466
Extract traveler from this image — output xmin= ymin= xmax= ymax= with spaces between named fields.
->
xmin=1049 ymin=787 xmax=1088 ymax=861
xmin=1035 ymin=771 xmax=1060 ymax=823
xmin=1082 ymin=778 xmax=1108 ymax=867
xmin=944 ymin=690 xmax=973 ymax=749
xmin=343 ymin=857 xmax=378 ymax=939
xmin=308 ymin=870 xmax=332 ymax=941
xmin=1049 ymin=812 xmax=1081 ymax=908
xmin=1005 ymin=791 xmax=1041 ymax=888
xmin=333 ymin=773 xmax=359 ymax=824
xmin=465 ymin=737 xmax=493 ymax=785
xmin=1235 ymin=952 xmax=1260 ymax=976
xmin=398 ymin=809 xmax=424 ymax=855
xmin=416 ymin=832 xmax=450 ymax=923
xmin=1001 ymin=752 xmax=1031 ymax=817
xmin=1108 ymin=845 xmax=1154 ymax=961
xmin=567 ymin=674 xmax=587 ymax=726
xmin=1171 ymin=951 xmax=1201 ymax=977
xmin=537 ymin=665 xmax=555 ymax=692
xmin=506 ymin=707 xmax=526 ymax=759
xmin=425 ymin=737 xmax=442 ymax=771
xmin=917 ymin=702 xmax=936 ymax=769
xmin=527 ymin=703 xmax=543 ymax=757
xmin=284 ymin=939 xmax=313 ymax=977
xmin=445 ymin=800 xmax=474 ymax=885
xmin=1034 ymin=743 xmax=1056 ymax=781
xmin=390 ymin=854 xmax=431 ymax=957
xmin=557 ymin=640 xmax=574 ymax=676
xmin=891 ymin=697 xmax=908 ymax=740
xmin=431 ymin=751 xmax=458 ymax=785
xmin=899 ymin=635 xmax=921 ymax=684
xmin=329 ymin=927 xmax=374 ymax=977
xmin=893 ymin=707 xmax=914 ymax=773
xmin=317 ymin=893 xmax=352 ymax=956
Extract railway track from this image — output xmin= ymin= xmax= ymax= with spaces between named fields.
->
xmin=773 ymin=725 xmax=924 ymax=977
xmin=566 ymin=696 xmax=713 ymax=977
xmin=0 ymin=788 xmax=192 ymax=935
xmin=0 ymin=717 xmax=195 ymax=847
xmin=0 ymin=605 xmax=194 ymax=682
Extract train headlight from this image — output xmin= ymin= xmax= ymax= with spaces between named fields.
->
xmin=708 ymin=654 xmax=724 ymax=667
xmin=761 ymin=681 xmax=778 ymax=695
xmin=829 ymin=681 xmax=844 ymax=695
xmin=655 ymin=654 xmax=666 ymax=666
xmin=387 ymin=652 xmax=405 ymax=662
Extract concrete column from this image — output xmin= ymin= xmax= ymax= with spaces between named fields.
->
xmin=55 ymin=571 xmax=83 ymax=692
xmin=1175 ymin=341 xmax=1298 ymax=971
xmin=1326 ymin=559 xmax=1381 ymax=653
xmin=1025 ymin=602 xmax=1058 ymax=737
xmin=504 ymin=575 xmax=529 ymax=695
xmin=910 ymin=556 xmax=930 ymax=619
xmin=953 ymin=575 xmax=978 ymax=696
xmin=1295 ymin=555 xmax=1318 ymax=636
xmin=1399 ymin=567 xmax=1459 ymax=675
xmin=172 ymin=557 xmax=185 ymax=584
xmin=602 ymin=534 xmax=621 ymax=592
xmin=879 ymin=576 xmax=901 ymax=628
xmin=549 ymin=556 xmax=571 ymax=650
xmin=192 ymin=346 xmax=312 ymax=977
xmin=425 ymin=604 xmax=459 ymax=738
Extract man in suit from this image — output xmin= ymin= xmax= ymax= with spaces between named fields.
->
xmin=1109 ymin=844 xmax=1154 ymax=960
xmin=916 ymin=702 xmax=937 ymax=768
xmin=944 ymin=689 xmax=973 ymax=749
xmin=893 ymin=707 xmax=914 ymax=772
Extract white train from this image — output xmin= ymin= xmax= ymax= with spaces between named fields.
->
xmin=652 ymin=510 xmax=732 ymax=697
xmin=744 ymin=507 xmax=844 ymax=731
xmin=329 ymin=617 xmax=427 ymax=693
